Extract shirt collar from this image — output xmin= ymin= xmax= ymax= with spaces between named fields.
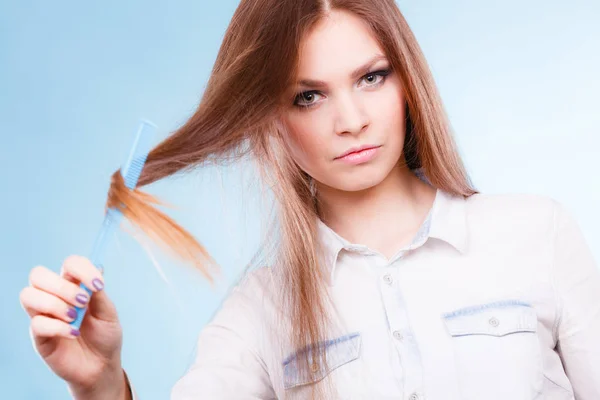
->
xmin=315 ymin=186 xmax=469 ymax=286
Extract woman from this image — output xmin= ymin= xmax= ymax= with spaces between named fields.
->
xmin=19 ymin=0 xmax=599 ymax=399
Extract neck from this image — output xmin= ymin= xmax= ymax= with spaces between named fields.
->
xmin=316 ymin=163 xmax=436 ymax=259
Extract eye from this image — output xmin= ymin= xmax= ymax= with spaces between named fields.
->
xmin=293 ymin=91 xmax=322 ymax=108
xmin=293 ymin=69 xmax=391 ymax=109
xmin=360 ymin=69 xmax=390 ymax=87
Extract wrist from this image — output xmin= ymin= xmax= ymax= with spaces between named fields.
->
xmin=69 ymin=364 xmax=130 ymax=400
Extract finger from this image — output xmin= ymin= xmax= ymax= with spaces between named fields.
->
xmin=60 ymin=260 xmax=115 ymax=322
xmin=19 ymin=286 xmax=78 ymax=323
xmin=29 ymin=265 xmax=93 ymax=308
xmin=61 ymin=255 xmax=105 ymax=293
xmin=30 ymin=314 xmax=81 ymax=340
xmin=59 ymin=265 xmax=78 ymax=284
xmin=60 ymin=262 xmax=104 ymax=284
xmin=60 ymin=262 xmax=116 ymax=322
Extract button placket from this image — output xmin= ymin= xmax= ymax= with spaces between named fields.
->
xmin=382 ymin=273 xmax=393 ymax=285
xmin=378 ymin=266 xmax=424 ymax=399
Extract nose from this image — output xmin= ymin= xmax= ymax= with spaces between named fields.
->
xmin=333 ymin=92 xmax=369 ymax=136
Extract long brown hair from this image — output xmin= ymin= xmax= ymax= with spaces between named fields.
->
xmin=106 ymin=0 xmax=476 ymax=397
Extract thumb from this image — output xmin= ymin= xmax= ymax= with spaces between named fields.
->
xmin=86 ymin=267 xmax=119 ymax=323
xmin=87 ymin=288 xmax=119 ymax=323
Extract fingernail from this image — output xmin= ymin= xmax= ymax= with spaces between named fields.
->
xmin=92 ymin=278 xmax=104 ymax=291
xmin=76 ymin=293 xmax=89 ymax=305
xmin=70 ymin=329 xmax=80 ymax=337
xmin=67 ymin=307 xmax=77 ymax=320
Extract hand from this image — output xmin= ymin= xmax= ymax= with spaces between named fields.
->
xmin=20 ymin=255 xmax=125 ymax=394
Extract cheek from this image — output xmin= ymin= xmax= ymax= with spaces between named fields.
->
xmin=375 ymin=88 xmax=406 ymax=146
xmin=284 ymin=118 xmax=328 ymax=168
xmin=376 ymin=84 xmax=405 ymax=125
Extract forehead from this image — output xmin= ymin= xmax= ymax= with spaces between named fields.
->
xmin=296 ymin=10 xmax=384 ymax=77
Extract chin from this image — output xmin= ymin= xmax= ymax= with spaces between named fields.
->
xmin=332 ymin=173 xmax=387 ymax=192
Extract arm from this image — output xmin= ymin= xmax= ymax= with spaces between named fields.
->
xmin=170 ymin=282 xmax=276 ymax=400
xmin=551 ymin=200 xmax=600 ymax=399
xmin=125 ymin=274 xmax=276 ymax=400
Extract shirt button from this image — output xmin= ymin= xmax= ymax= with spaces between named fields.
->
xmin=393 ymin=330 xmax=403 ymax=341
xmin=382 ymin=274 xmax=393 ymax=284
xmin=409 ymin=393 xmax=420 ymax=400
xmin=489 ymin=317 xmax=500 ymax=327
xmin=310 ymin=362 xmax=320 ymax=373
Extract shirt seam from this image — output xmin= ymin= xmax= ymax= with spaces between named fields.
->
xmin=550 ymin=200 xmax=563 ymax=344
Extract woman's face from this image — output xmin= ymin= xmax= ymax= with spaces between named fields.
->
xmin=281 ymin=10 xmax=407 ymax=192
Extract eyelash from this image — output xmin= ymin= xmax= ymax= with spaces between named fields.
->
xmin=293 ymin=69 xmax=392 ymax=109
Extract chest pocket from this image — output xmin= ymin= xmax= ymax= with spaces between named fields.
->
xmin=442 ymin=300 xmax=543 ymax=400
xmin=282 ymin=332 xmax=362 ymax=390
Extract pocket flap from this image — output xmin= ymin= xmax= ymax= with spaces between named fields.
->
xmin=442 ymin=301 xmax=537 ymax=337
xmin=282 ymin=332 xmax=361 ymax=389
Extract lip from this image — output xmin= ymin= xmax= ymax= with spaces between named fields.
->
xmin=334 ymin=144 xmax=382 ymax=165
xmin=335 ymin=144 xmax=381 ymax=160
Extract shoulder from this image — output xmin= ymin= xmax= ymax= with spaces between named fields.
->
xmin=465 ymin=191 xmax=557 ymax=217
xmin=222 ymin=266 xmax=283 ymax=318
xmin=202 ymin=266 xmax=281 ymax=343
xmin=464 ymin=191 xmax=560 ymax=223
xmin=234 ymin=265 xmax=277 ymax=296
xmin=461 ymin=191 xmax=563 ymax=244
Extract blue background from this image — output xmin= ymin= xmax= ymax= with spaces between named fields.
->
xmin=1 ymin=1 xmax=598 ymax=398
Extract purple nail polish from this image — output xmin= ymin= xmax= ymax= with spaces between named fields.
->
xmin=70 ymin=329 xmax=80 ymax=337
xmin=92 ymin=278 xmax=104 ymax=291
xmin=67 ymin=308 xmax=77 ymax=320
xmin=76 ymin=293 xmax=89 ymax=305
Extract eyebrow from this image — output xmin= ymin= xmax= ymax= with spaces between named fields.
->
xmin=295 ymin=54 xmax=388 ymax=89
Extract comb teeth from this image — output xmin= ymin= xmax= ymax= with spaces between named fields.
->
xmin=124 ymin=155 xmax=148 ymax=189
xmin=120 ymin=120 xmax=157 ymax=189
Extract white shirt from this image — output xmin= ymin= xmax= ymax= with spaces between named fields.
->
xmin=128 ymin=186 xmax=600 ymax=400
